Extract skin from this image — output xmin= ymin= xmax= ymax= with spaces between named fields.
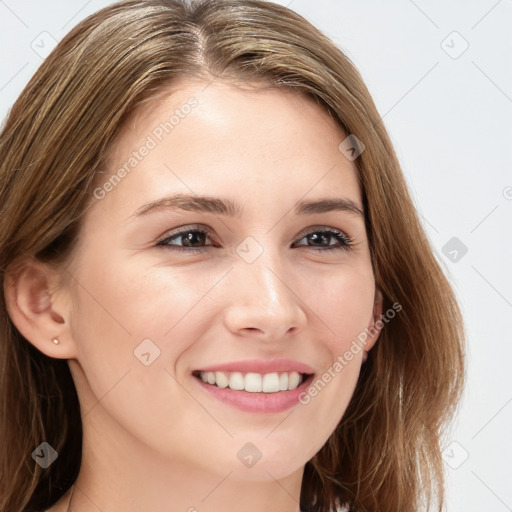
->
xmin=6 ymin=79 xmax=382 ymax=512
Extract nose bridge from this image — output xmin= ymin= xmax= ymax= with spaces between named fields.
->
xmin=223 ymin=239 xmax=306 ymax=336
xmin=245 ymin=253 xmax=284 ymax=308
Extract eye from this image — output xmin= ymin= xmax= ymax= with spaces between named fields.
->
xmin=156 ymin=225 xmax=215 ymax=253
xmin=292 ymin=227 xmax=353 ymax=253
xmin=155 ymin=225 xmax=353 ymax=253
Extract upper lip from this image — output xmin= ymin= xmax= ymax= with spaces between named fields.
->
xmin=194 ymin=358 xmax=315 ymax=375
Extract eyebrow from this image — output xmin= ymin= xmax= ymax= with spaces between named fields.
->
xmin=130 ymin=193 xmax=364 ymax=219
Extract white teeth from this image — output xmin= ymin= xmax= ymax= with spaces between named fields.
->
xmin=262 ymin=373 xmax=280 ymax=393
xmin=279 ymin=372 xmax=289 ymax=391
xmin=197 ymin=370 xmax=306 ymax=392
xmin=288 ymin=371 xmax=301 ymax=390
xmin=215 ymin=371 xmax=229 ymax=388
xmin=244 ymin=373 xmax=262 ymax=392
xmin=229 ymin=372 xmax=244 ymax=391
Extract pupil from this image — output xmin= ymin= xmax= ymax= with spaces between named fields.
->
xmin=184 ymin=231 xmax=205 ymax=247
xmin=309 ymin=232 xmax=329 ymax=246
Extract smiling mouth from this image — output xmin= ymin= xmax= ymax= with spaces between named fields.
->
xmin=192 ymin=370 xmax=314 ymax=393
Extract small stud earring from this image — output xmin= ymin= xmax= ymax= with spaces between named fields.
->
xmin=52 ymin=338 xmax=60 ymax=345
xmin=362 ymin=351 xmax=368 ymax=362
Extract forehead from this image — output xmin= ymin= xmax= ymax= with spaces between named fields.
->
xmin=91 ymin=80 xmax=362 ymax=222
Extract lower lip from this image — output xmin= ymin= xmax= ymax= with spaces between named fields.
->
xmin=192 ymin=374 xmax=315 ymax=413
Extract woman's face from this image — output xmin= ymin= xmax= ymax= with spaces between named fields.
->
xmin=63 ymin=80 xmax=381 ymax=481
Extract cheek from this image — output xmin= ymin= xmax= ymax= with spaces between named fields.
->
xmin=71 ymin=253 xmax=201 ymax=345
xmin=68 ymin=258 xmax=207 ymax=457
xmin=293 ymin=266 xmax=375 ymax=436
xmin=68 ymin=253 xmax=217 ymax=399
xmin=305 ymin=263 xmax=376 ymax=352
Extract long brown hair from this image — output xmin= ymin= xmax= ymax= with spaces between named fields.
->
xmin=0 ymin=1 xmax=465 ymax=510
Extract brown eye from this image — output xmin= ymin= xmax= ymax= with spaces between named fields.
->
xmin=293 ymin=228 xmax=353 ymax=252
xmin=156 ymin=226 xmax=214 ymax=253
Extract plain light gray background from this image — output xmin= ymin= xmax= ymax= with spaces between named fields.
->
xmin=1 ymin=1 xmax=511 ymax=510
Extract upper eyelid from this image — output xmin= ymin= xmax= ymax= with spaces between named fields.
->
xmin=158 ymin=224 xmax=215 ymax=243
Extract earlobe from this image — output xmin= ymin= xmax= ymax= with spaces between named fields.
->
xmin=3 ymin=258 xmax=75 ymax=359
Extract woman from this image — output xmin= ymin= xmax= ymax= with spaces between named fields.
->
xmin=0 ymin=1 xmax=465 ymax=511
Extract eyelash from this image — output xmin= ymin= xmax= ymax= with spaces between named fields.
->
xmin=155 ymin=225 xmax=354 ymax=254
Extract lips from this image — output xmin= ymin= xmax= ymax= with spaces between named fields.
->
xmin=192 ymin=358 xmax=315 ymax=375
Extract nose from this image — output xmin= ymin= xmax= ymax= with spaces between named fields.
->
xmin=222 ymin=249 xmax=307 ymax=341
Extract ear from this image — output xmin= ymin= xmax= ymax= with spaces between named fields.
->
xmin=363 ymin=288 xmax=384 ymax=354
xmin=3 ymin=258 xmax=76 ymax=359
